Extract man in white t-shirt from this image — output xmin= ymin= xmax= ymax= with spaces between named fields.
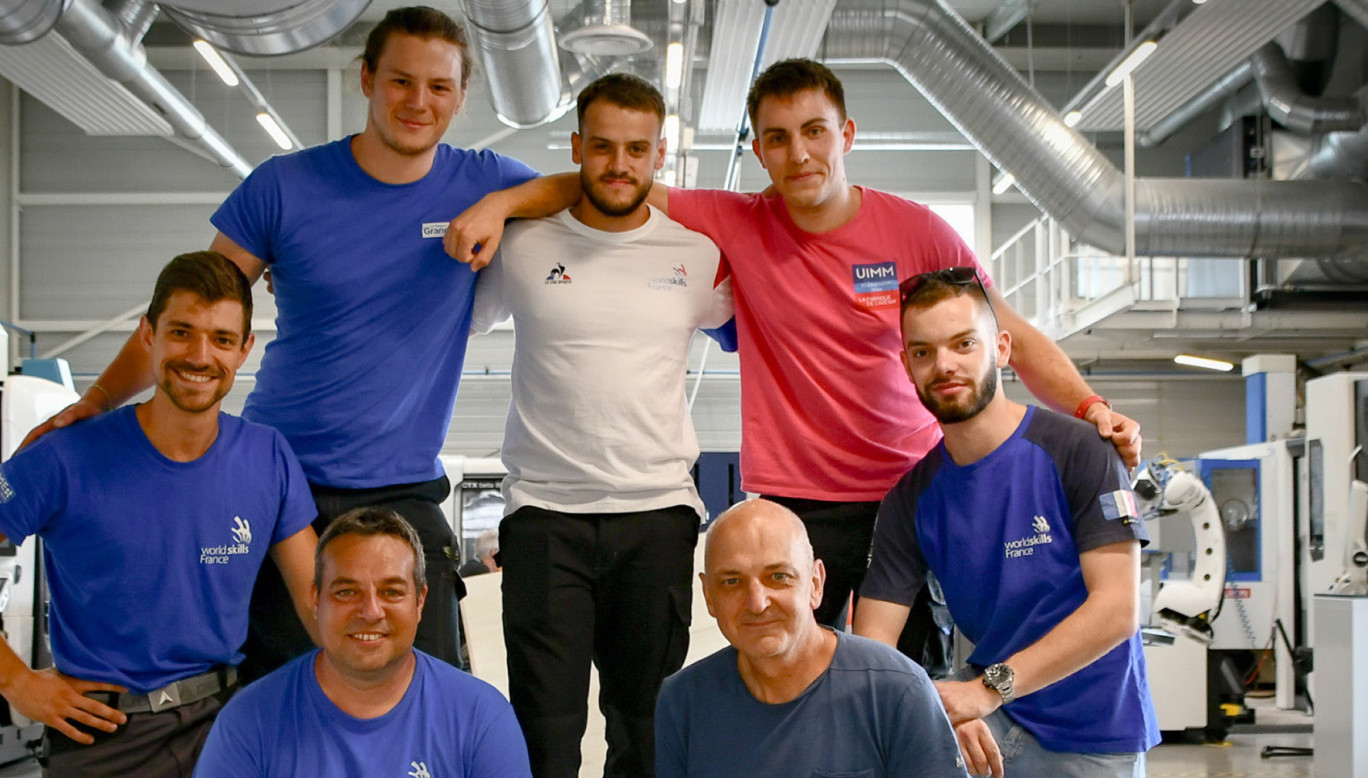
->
xmin=469 ymin=74 xmax=732 ymax=778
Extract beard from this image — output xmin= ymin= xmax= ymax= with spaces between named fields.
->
xmin=581 ymin=169 xmax=651 ymax=217
xmin=157 ymin=362 xmax=230 ymax=414
xmin=917 ymin=365 xmax=997 ymax=425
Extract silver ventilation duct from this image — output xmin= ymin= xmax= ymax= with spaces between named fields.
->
xmin=157 ymin=0 xmax=369 ymax=56
xmin=1142 ymin=6 xmax=1357 ymax=147
xmin=0 ymin=0 xmax=67 ymax=44
xmin=822 ymin=0 xmax=1368 ymax=259
xmin=105 ymin=0 xmax=157 ymax=42
xmin=457 ymin=0 xmax=566 ymax=129
xmin=53 ymin=0 xmax=251 ymax=176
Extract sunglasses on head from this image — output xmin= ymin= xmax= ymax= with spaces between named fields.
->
xmin=899 ymin=266 xmax=998 ymax=324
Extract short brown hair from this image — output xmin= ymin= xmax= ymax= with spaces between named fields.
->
xmin=746 ymin=58 xmax=846 ymax=130
xmin=362 ymin=6 xmax=472 ymax=89
xmin=146 ymin=251 xmax=252 ymax=336
xmin=899 ymin=269 xmax=996 ymax=329
xmin=314 ymin=506 xmax=427 ymax=591
xmin=576 ymin=73 xmax=665 ymax=132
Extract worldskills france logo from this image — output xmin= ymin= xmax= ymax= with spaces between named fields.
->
xmin=648 ymin=263 xmax=689 ymax=291
xmin=200 ymin=516 xmax=253 ymax=565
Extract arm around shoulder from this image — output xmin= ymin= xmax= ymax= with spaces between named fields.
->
xmin=445 ymin=173 xmax=582 ymax=270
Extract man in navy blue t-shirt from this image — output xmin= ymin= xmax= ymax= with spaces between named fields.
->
xmin=655 ymin=499 xmax=965 ymax=778
xmin=195 ymin=507 xmax=531 ymax=778
xmin=0 ymin=252 xmax=318 ymax=777
xmin=855 ymin=269 xmax=1159 ymax=778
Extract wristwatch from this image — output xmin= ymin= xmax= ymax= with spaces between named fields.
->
xmin=981 ymin=663 xmax=1016 ymax=704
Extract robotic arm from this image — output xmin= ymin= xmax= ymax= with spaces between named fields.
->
xmin=1132 ymin=460 xmax=1227 ymax=641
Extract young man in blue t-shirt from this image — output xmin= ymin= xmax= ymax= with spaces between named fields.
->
xmin=194 ymin=507 xmax=531 ymax=778
xmin=854 ymin=269 xmax=1159 ymax=778
xmin=0 ymin=252 xmax=318 ymax=777
xmin=23 ymin=7 xmax=560 ymax=681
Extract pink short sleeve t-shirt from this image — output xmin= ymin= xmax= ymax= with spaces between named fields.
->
xmin=669 ymin=186 xmax=992 ymax=501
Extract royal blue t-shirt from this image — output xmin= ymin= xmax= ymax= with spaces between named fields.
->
xmin=0 ymin=407 xmax=315 ymax=693
xmin=194 ymin=649 xmax=531 ymax=778
xmin=212 ymin=138 xmax=537 ymax=488
xmin=862 ymin=406 xmax=1160 ymax=754
xmin=656 ymin=631 xmax=967 ymax=778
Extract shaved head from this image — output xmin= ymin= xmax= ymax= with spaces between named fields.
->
xmin=705 ymin=498 xmax=814 ymax=574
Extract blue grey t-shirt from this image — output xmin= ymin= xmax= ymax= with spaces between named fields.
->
xmin=655 ymin=630 xmax=967 ymax=778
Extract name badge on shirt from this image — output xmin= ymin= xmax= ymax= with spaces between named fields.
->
xmin=421 ymin=222 xmax=448 ymax=239
xmin=852 ymin=262 xmax=898 ymax=310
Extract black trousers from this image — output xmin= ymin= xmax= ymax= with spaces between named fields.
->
xmin=760 ymin=496 xmax=879 ymax=628
xmin=501 ymin=504 xmax=698 ymax=778
xmin=42 ymin=695 xmax=223 ymax=777
xmin=239 ymin=476 xmax=462 ymax=683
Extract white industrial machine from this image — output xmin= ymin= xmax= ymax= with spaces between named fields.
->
xmin=1330 ymin=480 xmax=1368 ymax=595
xmin=438 ymin=455 xmax=508 ymax=568
xmin=1137 ymin=462 xmax=1227 ymax=637
xmin=0 ymin=373 xmax=80 ymax=761
xmin=1137 ymin=458 xmax=1251 ymax=739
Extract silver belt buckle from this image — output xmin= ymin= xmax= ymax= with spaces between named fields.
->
xmin=147 ymin=682 xmax=182 ymax=713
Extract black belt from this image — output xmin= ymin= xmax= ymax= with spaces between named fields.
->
xmin=117 ymin=666 xmax=237 ymax=714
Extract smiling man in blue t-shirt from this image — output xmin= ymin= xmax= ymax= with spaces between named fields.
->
xmin=855 ymin=269 xmax=1159 ymax=778
xmin=24 ymin=7 xmax=549 ymax=681
xmin=0 ymin=252 xmax=317 ymax=777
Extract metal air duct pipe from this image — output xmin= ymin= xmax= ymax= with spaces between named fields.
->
xmin=457 ymin=0 xmax=567 ymax=129
xmin=54 ymin=0 xmax=251 ymax=176
xmin=822 ymin=0 xmax=1368 ymax=258
xmin=0 ymin=0 xmax=66 ymax=44
xmin=158 ymin=0 xmax=368 ymax=56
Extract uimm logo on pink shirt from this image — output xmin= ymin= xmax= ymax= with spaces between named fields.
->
xmin=852 ymin=261 xmax=899 ymax=309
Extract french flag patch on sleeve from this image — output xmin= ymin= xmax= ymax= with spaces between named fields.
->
xmin=1100 ymin=489 xmax=1141 ymax=522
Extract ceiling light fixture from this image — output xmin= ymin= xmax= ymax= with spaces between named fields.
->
xmin=256 ymin=113 xmax=293 ymax=150
xmin=1173 ymin=354 xmax=1235 ymax=372
xmin=193 ymin=40 xmax=239 ymax=87
xmin=663 ymin=114 xmax=680 ymax=152
xmin=1105 ymin=40 xmax=1158 ymax=88
xmin=1063 ymin=110 xmax=1082 ymax=127
xmin=666 ymin=42 xmax=684 ymax=90
xmin=992 ymin=172 xmax=1016 ymax=195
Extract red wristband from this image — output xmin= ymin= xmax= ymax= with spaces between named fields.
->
xmin=1074 ymin=394 xmax=1110 ymax=419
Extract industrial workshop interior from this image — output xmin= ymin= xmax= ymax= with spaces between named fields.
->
xmin=0 ymin=0 xmax=1366 ymax=775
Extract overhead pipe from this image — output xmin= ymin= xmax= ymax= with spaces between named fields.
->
xmin=821 ymin=0 xmax=1368 ymax=259
xmin=0 ymin=0 xmax=67 ymax=44
xmin=53 ymin=0 xmax=251 ymax=177
xmin=158 ymin=0 xmax=369 ymax=57
xmin=457 ymin=0 xmax=567 ymax=129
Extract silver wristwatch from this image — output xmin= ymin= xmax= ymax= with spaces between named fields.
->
xmin=982 ymin=662 xmax=1016 ymax=704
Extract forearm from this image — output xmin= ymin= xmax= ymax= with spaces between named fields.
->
xmin=851 ymin=598 xmax=912 ymax=647
xmin=272 ymin=529 xmax=320 ymax=645
xmin=1005 ymin=325 xmax=1094 ymax=415
xmin=87 ymin=332 xmax=155 ymax=409
xmin=499 ymin=172 xmax=581 ymax=219
xmin=1002 ymin=592 xmax=1137 ymax=698
xmin=0 ymin=636 xmax=32 ymax=699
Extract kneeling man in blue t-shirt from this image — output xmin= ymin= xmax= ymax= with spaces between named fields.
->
xmin=195 ymin=508 xmax=531 ymax=778
xmin=0 ymin=251 xmax=319 ymax=777
xmin=855 ymin=268 xmax=1160 ymax=778
xmin=655 ymin=499 xmax=966 ymax=778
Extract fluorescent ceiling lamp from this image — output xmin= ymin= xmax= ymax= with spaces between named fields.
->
xmin=663 ymin=114 xmax=680 ymax=151
xmin=193 ymin=40 xmax=239 ymax=87
xmin=992 ymin=173 xmax=1016 ymax=195
xmin=1063 ymin=110 xmax=1082 ymax=127
xmin=1173 ymin=354 xmax=1234 ymax=372
xmin=666 ymin=42 xmax=684 ymax=89
xmin=256 ymin=112 xmax=293 ymax=150
xmin=1105 ymin=40 xmax=1158 ymax=88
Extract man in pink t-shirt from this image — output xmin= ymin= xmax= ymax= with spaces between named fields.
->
xmin=445 ymin=59 xmax=1140 ymax=633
